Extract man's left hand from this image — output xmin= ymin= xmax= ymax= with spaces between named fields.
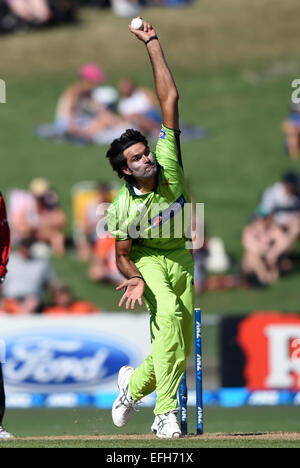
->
xmin=116 ymin=277 xmax=145 ymax=310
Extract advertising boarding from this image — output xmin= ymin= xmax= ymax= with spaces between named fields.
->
xmin=220 ymin=312 xmax=300 ymax=390
xmin=0 ymin=314 xmax=151 ymax=402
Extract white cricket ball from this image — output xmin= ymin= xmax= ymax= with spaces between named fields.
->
xmin=131 ymin=17 xmax=144 ymax=30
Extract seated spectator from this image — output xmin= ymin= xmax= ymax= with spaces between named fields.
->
xmin=0 ymin=237 xmax=56 ymax=314
xmin=193 ymin=237 xmax=232 ymax=293
xmin=242 ymin=172 xmax=300 ymax=286
xmin=77 ymin=182 xmax=124 ymax=285
xmin=74 ymin=181 xmax=115 ymax=261
xmin=282 ymin=103 xmax=300 ymax=160
xmin=67 ymin=85 xmax=133 ymax=145
xmin=36 ymin=64 xmax=107 ymax=140
xmin=242 ymin=217 xmax=283 ymax=286
xmin=7 ymin=178 xmax=66 ymax=256
xmin=56 ymin=64 xmax=107 ymax=136
xmin=117 ymin=78 xmax=162 ymax=138
xmin=7 ymin=187 xmax=37 ymax=244
xmin=88 ymin=234 xmax=124 ymax=285
xmin=5 ymin=0 xmax=52 ymax=25
xmin=256 ymin=171 xmax=300 ymax=244
xmin=37 ymin=65 xmax=135 ymax=145
xmin=29 ymin=178 xmax=67 ymax=257
xmin=43 ymin=283 xmax=99 ymax=315
xmin=0 ymin=0 xmax=77 ymax=33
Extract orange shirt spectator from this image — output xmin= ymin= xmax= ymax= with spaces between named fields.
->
xmin=43 ymin=283 xmax=99 ymax=316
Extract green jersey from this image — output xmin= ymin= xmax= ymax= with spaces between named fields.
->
xmin=106 ymin=125 xmax=191 ymax=252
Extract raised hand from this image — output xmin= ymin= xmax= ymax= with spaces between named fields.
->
xmin=128 ymin=18 xmax=157 ymax=43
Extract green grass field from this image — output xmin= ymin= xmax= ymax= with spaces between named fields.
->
xmin=2 ymin=407 xmax=300 ymax=448
xmin=0 ymin=0 xmax=300 ymax=449
xmin=0 ymin=407 xmax=300 ymax=448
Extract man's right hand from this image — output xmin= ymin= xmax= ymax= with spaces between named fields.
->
xmin=116 ymin=277 xmax=145 ymax=310
xmin=129 ymin=18 xmax=157 ymax=44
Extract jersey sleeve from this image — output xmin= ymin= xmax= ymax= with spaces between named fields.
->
xmin=155 ymin=125 xmax=183 ymax=168
xmin=106 ymin=192 xmax=130 ymax=241
xmin=155 ymin=124 xmax=187 ymax=192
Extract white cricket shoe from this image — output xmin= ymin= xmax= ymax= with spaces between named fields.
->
xmin=0 ymin=426 xmax=14 ymax=439
xmin=151 ymin=410 xmax=182 ymax=439
xmin=112 ymin=366 xmax=137 ymax=428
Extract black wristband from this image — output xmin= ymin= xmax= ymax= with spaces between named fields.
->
xmin=145 ymin=35 xmax=158 ymax=45
xmin=130 ymin=275 xmax=145 ymax=283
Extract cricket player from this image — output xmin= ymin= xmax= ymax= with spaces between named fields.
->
xmin=106 ymin=19 xmax=194 ymax=438
xmin=0 ymin=192 xmax=13 ymax=439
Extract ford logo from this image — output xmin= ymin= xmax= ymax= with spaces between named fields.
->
xmin=3 ymin=329 xmax=136 ymax=392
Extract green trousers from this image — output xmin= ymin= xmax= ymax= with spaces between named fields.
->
xmin=129 ymin=248 xmax=194 ymax=415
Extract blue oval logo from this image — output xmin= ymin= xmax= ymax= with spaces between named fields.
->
xmin=3 ymin=329 xmax=135 ymax=392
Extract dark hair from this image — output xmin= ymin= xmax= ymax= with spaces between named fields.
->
xmin=106 ymin=129 xmax=148 ymax=181
xmin=19 ymin=237 xmax=34 ymax=249
xmin=282 ymin=171 xmax=299 ymax=187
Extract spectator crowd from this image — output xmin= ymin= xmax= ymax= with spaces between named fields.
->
xmin=36 ymin=63 xmax=206 ymax=145
xmin=0 ymin=0 xmax=193 ymax=34
xmin=37 ymin=65 xmax=163 ymax=144
xmin=0 ymin=176 xmax=123 ymax=315
xmin=241 ymin=171 xmax=300 ymax=287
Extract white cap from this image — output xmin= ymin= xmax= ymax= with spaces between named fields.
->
xmin=29 ymin=178 xmax=50 ymax=197
xmin=92 ymin=86 xmax=119 ymax=106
